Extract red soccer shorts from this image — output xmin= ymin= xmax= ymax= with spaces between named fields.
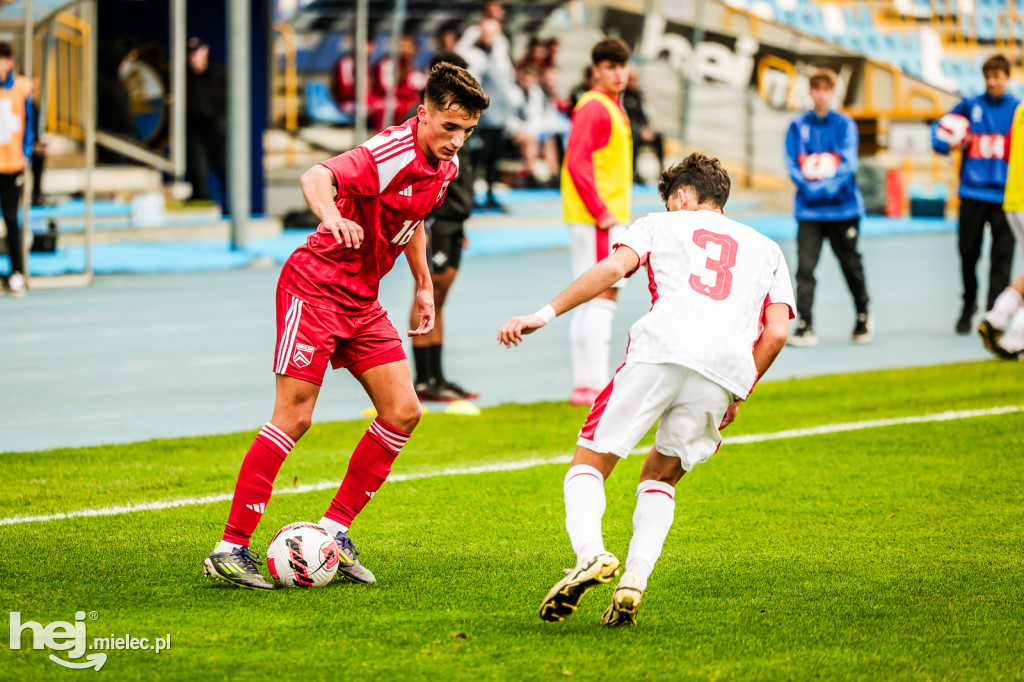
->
xmin=274 ymin=288 xmax=406 ymax=385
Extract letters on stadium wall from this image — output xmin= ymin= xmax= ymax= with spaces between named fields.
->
xmin=602 ymin=8 xmax=865 ymax=112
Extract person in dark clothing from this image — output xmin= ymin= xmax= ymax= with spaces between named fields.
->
xmin=931 ymin=54 xmax=1020 ymax=333
xmin=460 ymin=17 xmax=517 ymax=211
xmin=30 ymin=79 xmax=44 ymax=206
xmin=96 ymin=42 xmax=137 ymax=164
xmin=621 ymin=67 xmax=665 ymax=184
xmin=784 ymin=69 xmax=872 ymax=347
xmin=185 ymin=38 xmax=227 ymax=202
xmin=408 ymin=52 xmax=480 ymax=402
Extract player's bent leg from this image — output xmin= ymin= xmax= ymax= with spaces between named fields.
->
xmin=539 ymin=448 xmax=621 ymax=623
xmin=320 ymin=360 xmax=419 ymax=584
xmin=270 ymin=374 xmax=322 ymax=440
xmin=359 ymin=360 xmax=422 ymax=433
xmin=607 ymin=457 xmax=682 ymax=627
xmin=205 ymin=375 xmax=319 ymax=589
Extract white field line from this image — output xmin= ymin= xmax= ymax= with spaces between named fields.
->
xmin=1 ymin=405 xmax=1020 ymax=527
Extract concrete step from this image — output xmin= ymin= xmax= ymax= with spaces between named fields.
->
xmin=37 ymin=214 xmax=283 ymax=248
xmin=41 ymin=166 xmax=164 ymax=198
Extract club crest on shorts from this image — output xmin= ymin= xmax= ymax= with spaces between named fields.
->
xmin=293 ymin=343 xmax=314 ymax=368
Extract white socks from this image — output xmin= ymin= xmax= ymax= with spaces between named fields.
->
xmin=319 ymin=517 xmax=349 ymax=537
xmin=570 ymin=299 xmax=617 ymax=390
xmin=624 ymin=480 xmax=676 ymax=591
xmin=1000 ymin=308 xmax=1024 ymax=352
xmin=563 ymin=464 xmax=607 ymax=561
xmin=986 ymin=287 xmax=1023 ymax=329
xmin=563 ymin=467 xmax=678 ymax=589
xmin=214 ymin=540 xmax=243 ymax=554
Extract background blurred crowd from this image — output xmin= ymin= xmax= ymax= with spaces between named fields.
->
xmin=326 ymin=1 xmax=660 ymax=207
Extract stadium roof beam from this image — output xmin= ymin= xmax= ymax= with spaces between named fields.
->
xmin=0 ymin=0 xmax=81 ymax=30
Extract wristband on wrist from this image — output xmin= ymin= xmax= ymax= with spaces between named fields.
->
xmin=534 ymin=304 xmax=556 ymax=324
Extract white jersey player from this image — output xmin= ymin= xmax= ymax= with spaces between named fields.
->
xmin=498 ymin=153 xmax=795 ymax=627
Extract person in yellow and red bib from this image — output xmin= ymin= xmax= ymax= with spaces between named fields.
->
xmin=0 ymin=41 xmax=34 ymax=298
xmin=561 ymin=37 xmax=632 ymax=406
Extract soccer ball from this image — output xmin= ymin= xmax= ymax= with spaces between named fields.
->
xmin=801 ymin=152 xmax=840 ymax=181
xmin=266 ymin=522 xmax=340 ymax=588
xmin=935 ymin=113 xmax=971 ymax=148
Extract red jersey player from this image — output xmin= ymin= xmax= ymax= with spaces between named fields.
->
xmin=203 ymin=63 xmax=490 ymax=590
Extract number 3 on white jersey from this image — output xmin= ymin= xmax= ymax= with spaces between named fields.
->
xmin=391 ymin=219 xmax=419 ymax=246
xmin=688 ymin=229 xmax=738 ymax=301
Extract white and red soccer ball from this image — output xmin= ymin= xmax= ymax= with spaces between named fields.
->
xmin=935 ymin=113 xmax=971 ymax=149
xmin=266 ymin=522 xmax=340 ymax=588
xmin=800 ymin=152 xmax=841 ymax=181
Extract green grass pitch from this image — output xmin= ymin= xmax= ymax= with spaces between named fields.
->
xmin=1 ymin=361 xmax=1022 ymax=680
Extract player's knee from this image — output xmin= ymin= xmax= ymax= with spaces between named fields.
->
xmin=386 ymin=401 xmax=422 ymax=433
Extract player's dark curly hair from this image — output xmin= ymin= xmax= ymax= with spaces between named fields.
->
xmin=591 ymin=37 xmax=630 ymax=66
xmin=424 ymin=62 xmax=489 ymax=117
xmin=658 ymin=153 xmax=731 ymax=209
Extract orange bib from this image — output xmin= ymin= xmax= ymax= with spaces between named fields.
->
xmin=0 ymin=75 xmax=31 ymax=174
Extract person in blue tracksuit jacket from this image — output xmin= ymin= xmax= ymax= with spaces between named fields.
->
xmin=784 ymin=69 xmax=871 ymax=347
xmin=931 ymin=54 xmax=1020 ymax=334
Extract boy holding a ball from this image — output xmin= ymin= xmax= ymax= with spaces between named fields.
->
xmin=784 ymin=68 xmax=871 ymax=347
xmin=932 ymin=54 xmax=1020 ymax=335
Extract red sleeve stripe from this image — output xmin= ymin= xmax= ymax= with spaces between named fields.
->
xmin=375 ymin=141 xmax=417 ymax=165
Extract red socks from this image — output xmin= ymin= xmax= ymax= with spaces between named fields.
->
xmin=324 ymin=418 xmax=409 ymax=527
xmin=222 ymin=423 xmax=294 ymax=545
xmin=222 ymin=418 xmax=408 ymax=544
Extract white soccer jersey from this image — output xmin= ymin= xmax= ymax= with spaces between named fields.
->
xmin=614 ymin=209 xmax=795 ymax=398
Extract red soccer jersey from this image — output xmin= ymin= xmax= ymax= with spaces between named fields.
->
xmin=278 ymin=118 xmax=457 ymax=313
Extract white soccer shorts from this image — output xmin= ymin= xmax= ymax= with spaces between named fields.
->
xmin=577 ymin=362 xmax=734 ymax=471
xmin=569 ymin=222 xmax=629 ymax=289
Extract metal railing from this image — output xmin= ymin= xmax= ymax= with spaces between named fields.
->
xmin=272 ymin=21 xmax=299 ymax=167
xmin=41 ymin=11 xmax=88 ymax=140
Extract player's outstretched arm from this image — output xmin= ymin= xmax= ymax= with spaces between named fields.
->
xmin=300 ymin=164 xmax=365 ymax=248
xmin=498 ymin=247 xmax=639 ymax=348
xmin=406 ymin=223 xmax=434 ymax=337
xmin=721 ymin=303 xmax=791 ymax=430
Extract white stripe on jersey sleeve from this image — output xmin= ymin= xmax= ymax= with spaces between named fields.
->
xmin=376 ymin=149 xmax=418 ymax=194
xmin=360 ymin=127 xmax=418 ymax=193
xmin=361 ymin=126 xmax=413 ymax=154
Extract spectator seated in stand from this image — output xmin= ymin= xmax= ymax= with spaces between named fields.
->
xmin=508 ymin=65 xmax=562 ymax=187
